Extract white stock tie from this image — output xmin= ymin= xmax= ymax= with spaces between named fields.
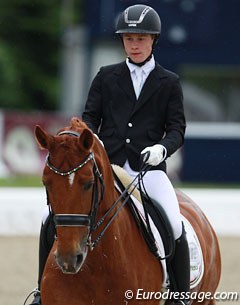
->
xmin=133 ymin=68 xmax=144 ymax=99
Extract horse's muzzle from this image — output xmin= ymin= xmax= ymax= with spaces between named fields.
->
xmin=54 ymin=248 xmax=88 ymax=274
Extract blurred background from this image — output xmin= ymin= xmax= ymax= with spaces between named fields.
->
xmin=0 ymin=1 xmax=239 ymax=304
xmin=0 ymin=0 xmax=240 ymax=183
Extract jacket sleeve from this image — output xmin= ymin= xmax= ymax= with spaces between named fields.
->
xmin=82 ymin=69 xmax=103 ymax=134
xmin=159 ymin=79 xmax=186 ymax=157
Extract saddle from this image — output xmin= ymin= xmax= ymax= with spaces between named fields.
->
xmin=112 ymin=165 xmax=204 ymax=289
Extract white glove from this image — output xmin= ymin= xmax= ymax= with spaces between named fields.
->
xmin=141 ymin=144 xmax=167 ymax=166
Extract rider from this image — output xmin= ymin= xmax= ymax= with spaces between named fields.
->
xmin=82 ymin=4 xmax=190 ymax=305
xmin=28 ymin=4 xmax=189 ymax=305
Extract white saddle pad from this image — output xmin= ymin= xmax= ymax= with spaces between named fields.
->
xmin=130 ymin=195 xmax=204 ymax=289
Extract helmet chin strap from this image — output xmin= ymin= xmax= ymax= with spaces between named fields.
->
xmin=128 ymin=53 xmax=153 ymax=67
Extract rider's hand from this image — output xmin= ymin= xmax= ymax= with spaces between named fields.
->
xmin=141 ymin=144 xmax=167 ymax=166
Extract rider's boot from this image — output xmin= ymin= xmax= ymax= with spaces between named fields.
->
xmin=168 ymin=223 xmax=190 ymax=305
xmin=28 ymin=214 xmax=55 ymax=305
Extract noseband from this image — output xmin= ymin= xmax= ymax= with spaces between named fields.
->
xmin=46 ymin=130 xmax=105 ymax=236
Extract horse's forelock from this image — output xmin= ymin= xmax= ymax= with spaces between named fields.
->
xmin=54 ymin=117 xmax=104 ymax=156
xmin=56 ymin=118 xmax=89 ymax=136
xmin=70 ymin=117 xmax=87 ymax=130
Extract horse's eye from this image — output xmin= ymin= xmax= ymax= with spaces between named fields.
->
xmin=83 ymin=181 xmax=93 ymax=191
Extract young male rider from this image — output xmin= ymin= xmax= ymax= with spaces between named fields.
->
xmin=82 ymin=4 xmax=189 ymax=305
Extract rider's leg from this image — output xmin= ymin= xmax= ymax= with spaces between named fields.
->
xmin=123 ymin=163 xmax=190 ymax=305
xmin=28 ymin=211 xmax=55 ymax=305
xmin=140 ymin=170 xmax=182 ymax=238
xmin=123 ymin=164 xmax=182 ymax=238
xmin=141 ymin=170 xmax=190 ymax=304
xmin=169 ymin=222 xmax=190 ymax=305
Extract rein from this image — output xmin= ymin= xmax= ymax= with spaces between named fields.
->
xmin=47 ymin=147 xmax=142 ymax=250
xmin=45 ymin=132 xmax=165 ymax=257
xmin=45 ymin=129 xmax=150 ymax=251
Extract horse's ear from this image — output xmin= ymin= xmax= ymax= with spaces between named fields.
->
xmin=35 ymin=125 xmax=54 ymax=150
xmin=78 ymin=128 xmax=94 ymax=152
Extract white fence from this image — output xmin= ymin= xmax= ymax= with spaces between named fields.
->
xmin=0 ymin=187 xmax=239 ymax=236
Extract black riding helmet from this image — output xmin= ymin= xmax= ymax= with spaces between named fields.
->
xmin=115 ymin=4 xmax=161 ymax=60
xmin=115 ymin=4 xmax=161 ymax=36
xmin=115 ymin=5 xmax=161 ymax=65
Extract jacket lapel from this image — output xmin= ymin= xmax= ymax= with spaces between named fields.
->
xmin=113 ymin=62 xmax=169 ymax=114
xmin=115 ymin=62 xmax=137 ymax=103
xmin=132 ymin=63 xmax=168 ymax=114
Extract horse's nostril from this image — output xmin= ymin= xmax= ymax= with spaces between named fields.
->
xmin=76 ymin=254 xmax=83 ymax=266
xmin=54 ymin=251 xmax=85 ymax=274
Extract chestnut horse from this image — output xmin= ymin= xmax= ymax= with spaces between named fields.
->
xmin=35 ymin=117 xmax=221 ymax=305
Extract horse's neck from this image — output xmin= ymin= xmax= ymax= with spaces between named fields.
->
xmin=98 ymin=154 xmax=116 ymax=207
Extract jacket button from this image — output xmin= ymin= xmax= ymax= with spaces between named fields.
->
xmin=128 ymin=122 xmax=133 ymax=127
xmin=126 ymin=138 xmax=131 ymax=144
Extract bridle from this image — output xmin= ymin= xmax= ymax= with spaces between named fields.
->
xmin=45 ymin=130 xmax=105 ymax=250
xmin=45 ymin=130 xmax=142 ymax=251
xmin=48 ymin=150 xmax=104 ymax=229
xmin=45 ymin=130 xmax=149 ymax=250
xmin=45 ymin=131 xmax=171 ymax=258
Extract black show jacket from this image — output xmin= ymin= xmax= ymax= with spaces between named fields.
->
xmin=82 ymin=61 xmax=186 ymax=172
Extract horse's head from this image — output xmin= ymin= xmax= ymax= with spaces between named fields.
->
xmin=35 ymin=118 xmax=107 ymax=274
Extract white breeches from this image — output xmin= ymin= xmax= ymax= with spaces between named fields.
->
xmin=123 ymin=161 xmax=182 ymax=239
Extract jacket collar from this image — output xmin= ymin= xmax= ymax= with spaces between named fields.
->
xmin=114 ymin=61 xmax=169 ymax=112
xmin=113 ymin=61 xmax=168 ymax=78
xmin=126 ymin=56 xmax=155 ymax=77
